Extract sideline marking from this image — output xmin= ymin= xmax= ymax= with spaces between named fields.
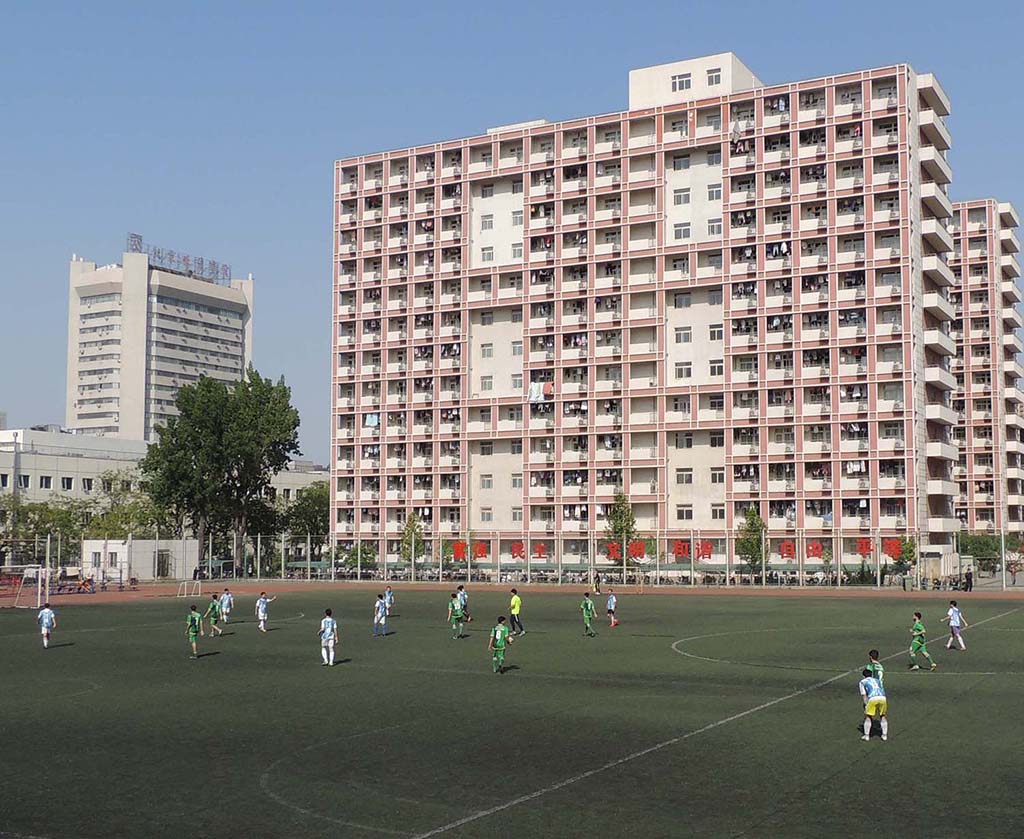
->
xmin=0 ymin=612 xmax=306 ymax=640
xmin=258 ymin=722 xmax=415 ymax=836
xmin=410 ymin=606 xmax=1022 ymax=838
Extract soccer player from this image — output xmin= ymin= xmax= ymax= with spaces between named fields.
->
xmin=186 ymin=605 xmax=202 ymax=659
xmin=943 ymin=600 xmax=969 ymax=651
xmin=858 ymin=668 xmax=888 ymax=741
xmin=580 ymin=592 xmax=596 ymax=637
xmin=509 ymin=588 xmax=525 ymax=636
xmin=488 ymin=615 xmax=513 ymax=674
xmin=457 ymin=585 xmax=472 ymax=623
xmin=606 ymin=588 xmax=619 ymax=628
xmin=204 ymin=594 xmax=224 ymax=637
xmin=373 ymin=594 xmax=387 ymax=637
xmin=37 ymin=602 xmax=57 ymax=649
xmin=909 ymin=611 xmax=937 ymax=670
xmin=319 ymin=608 xmax=339 ymax=665
xmin=220 ymin=588 xmax=234 ymax=623
xmin=384 ymin=585 xmax=395 ymax=617
xmin=447 ymin=592 xmax=465 ymax=639
xmin=255 ymin=592 xmax=277 ymax=633
xmin=866 ymin=649 xmax=885 ymax=687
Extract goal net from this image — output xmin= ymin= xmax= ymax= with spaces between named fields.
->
xmin=0 ymin=566 xmax=48 ymax=609
xmin=176 ymin=580 xmax=202 ymax=598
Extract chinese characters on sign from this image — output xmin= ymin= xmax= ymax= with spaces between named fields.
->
xmin=126 ymin=233 xmax=232 ymax=283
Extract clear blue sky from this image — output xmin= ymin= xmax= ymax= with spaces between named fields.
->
xmin=2 ymin=0 xmax=1021 ymax=462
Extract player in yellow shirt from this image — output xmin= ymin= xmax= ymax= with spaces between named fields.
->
xmin=509 ymin=588 xmax=525 ymax=636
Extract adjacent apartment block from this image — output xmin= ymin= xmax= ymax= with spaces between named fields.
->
xmin=67 ymin=242 xmax=254 ymax=441
xmin=949 ymin=200 xmax=1023 ymax=535
xmin=331 ymin=52 xmax=971 ymax=573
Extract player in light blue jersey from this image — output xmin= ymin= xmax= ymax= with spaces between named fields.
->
xmin=255 ymin=592 xmax=277 ymax=633
xmin=319 ymin=608 xmax=339 ymax=666
xmin=456 ymin=585 xmax=472 ymax=623
xmin=373 ymin=594 xmax=388 ymax=637
xmin=943 ymin=600 xmax=968 ymax=650
xmin=384 ymin=586 xmax=395 ymax=617
xmin=606 ymin=589 xmax=619 ymax=628
xmin=37 ymin=603 xmax=57 ymax=649
xmin=858 ymin=669 xmax=888 ymax=742
xmin=220 ymin=588 xmax=234 ymax=623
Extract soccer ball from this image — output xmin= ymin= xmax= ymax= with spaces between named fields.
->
xmin=507 ymin=635 xmax=515 ymax=645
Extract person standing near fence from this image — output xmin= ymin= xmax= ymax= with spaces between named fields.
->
xmin=509 ymin=589 xmax=525 ymax=636
xmin=37 ymin=602 xmax=57 ymax=649
xmin=964 ymin=567 xmax=974 ymax=592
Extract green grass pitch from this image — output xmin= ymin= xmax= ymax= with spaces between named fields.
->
xmin=2 ymin=590 xmax=1023 ymax=838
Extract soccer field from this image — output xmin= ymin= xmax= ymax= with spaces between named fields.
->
xmin=2 ymin=589 xmax=1023 ymax=838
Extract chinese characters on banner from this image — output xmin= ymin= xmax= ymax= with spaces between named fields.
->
xmin=450 ymin=541 xmax=492 ymax=560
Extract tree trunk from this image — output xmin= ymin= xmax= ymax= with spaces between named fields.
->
xmin=196 ymin=516 xmax=208 ymax=568
xmin=235 ymin=512 xmax=247 ymax=573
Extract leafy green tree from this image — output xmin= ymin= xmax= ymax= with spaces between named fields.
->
xmin=736 ymin=506 xmax=766 ymax=583
xmin=604 ymin=490 xmax=637 ymax=552
xmin=86 ymin=470 xmax=175 ymax=539
xmin=284 ymin=481 xmax=329 ymax=559
xmin=400 ymin=512 xmax=424 ymax=567
xmin=340 ymin=540 xmax=377 ymax=569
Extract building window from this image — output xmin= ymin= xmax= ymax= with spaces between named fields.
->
xmin=511 ymin=439 xmax=523 ymax=454
xmin=676 ymin=504 xmax=694 ymax=521
xmin=481 ymin=474 xmax=493 ymax=489
xmin=710 ymin=359 xmax=724 ymax=376
xmin=0 ymin=473 xmax=7 ymax=489
xmin=511 ymin=308 xmax=523 ymax=323
xmin=512 ymin=473 xmax=523 ymax=489
xmin=512 ymin=507 xmax=523 ymax=522
xmin=710 ymin=431 xmax=725 ymax=447
xmin=671 ymin=73 xmax=692 ymax=92
xmin=512 ymin=210 xmax=524 ymax=227
xmin=711 ymin=503 xmax=726 ymax=520
xmin=511 ymin=373 xmax=523 ymax=389
xmin=707 ymin=68 xmax=722 ymax=86
xmin=709 ymin=323 xmax=724 ymax=340
xmin=512 ymin=180 xmax=523 ymax=194
xmin=481 ymin=508 xmax=493 ymax=523
xmin=481 ymin=442 xmax=493 ymax=455
xmin=711 ymin=468 xmax=725 ymax=485
xmin=676 ymin=468 xmax=693 ymax=485
xmin=18 ymin=475 xmax=30 ymax=490
xmin=708 ymin=218 xmax=723 ymax=236
xmin=672 ymin=154 xmax=691 ymax=171
xmin=61 ymin=477 xmax=74 ymax=491
xmin=675 ymin=326 xmax=692 ymax=344
xmin=707 ymin=150 xmax=722 ymax=165
xmin=708 ymin=288 xmax=723 ymax=305
xmin=481 ymin=247 xmax=494 ymax=263
xmin=673 ymin=188 xmax=691 ymax=206
xmin=481 ymin=214 xmax=494 ymax=231
xmin=481 ymin=343 xmax=494 ymax=358
xmin=674 ymin=223 xmax=691 ymax=241
xmin=512 ymin=243 xmax=523 ymax=259
xmin=707 ymin=183 xmax=722 ymax=201
xmin=672 ymin=396 xmax=690 ymax=412
xmin=481 ymin=376 xmax=493 ymax=392
xmin=81 ymin=477 xmax=93 ymax=492
xmin=676 ymin=432 xmax=693 ymax=449
xmin=673 ymin=292 xmax=692 ymax=308
xmin=512 ymin=340 xmax=523 ymax=356
xmin=675 ymin=362 xmax=693 ymax=379
xmin=481 ymin=183 xmax=495 ymax=198
xmin=481 ymin=311 xmax=494 ymax=325
xmin=39 ymin=476 xmax=52 ymax=490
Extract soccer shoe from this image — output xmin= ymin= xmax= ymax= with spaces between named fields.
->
xmin=861 ymin=735 xmax=870 ymax=741
xmin=881 ymin=735 xmax=888 ymax=741
xmin=909 ymin=664 xmax=920 ymax=671
xmin=930 ymin=663 xmax=938 ymax=671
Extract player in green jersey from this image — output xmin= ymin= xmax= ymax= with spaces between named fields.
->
xmin=580 ymin=593 xmax=596 ymax=637
xmin=447 ymin=592 xmax=465 ymax=639
xmin=909 ymin=611 xmax=937 ymax=671
xmin=488 ymin=616 xmax=513 ymax=673
xmin=866 ymin=649 xmax=885 ymax=686
xmin=203 ymin=594 xmax=224 ymax=637
xmin=186 ymin=605 xmax=202 ymax=659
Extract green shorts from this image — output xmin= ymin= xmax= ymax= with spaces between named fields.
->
xmin=188 ymin=631 xmax=199 ymax=642
xmin=492 ymin=648 xmax=506 ymax=660
xmin=911 ymin=638 xmax=927 ymax=652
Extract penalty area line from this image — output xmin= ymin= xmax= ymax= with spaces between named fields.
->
xmin=410 ymin=605 xmax=1022 ymax=838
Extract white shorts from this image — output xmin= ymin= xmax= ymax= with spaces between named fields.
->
xmin=40 ymin=626 xmax=52 ymax=635
xmin=374 ymin=615 xmax=386 ymax=625
xmin=257 ymin=612 xmax=268 ymax=621
xmin=321 ymin=638 xmax=335 ymax=648
xmin=222 ymin=606 xmax=231 ymax=615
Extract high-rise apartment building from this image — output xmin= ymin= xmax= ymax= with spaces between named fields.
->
xmin=331 ymin=52 xmax=967 ymax=576
xmin=949 ymin=200 xmax=1022 ymax=535
xmin=67 ymin=241 xmax=254 ymax=441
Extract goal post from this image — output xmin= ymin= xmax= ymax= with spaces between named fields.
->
xmin=1 ymin=565 xmax=47 ymax=609
xmin=176 ymin=580 xmax=202 ymax=598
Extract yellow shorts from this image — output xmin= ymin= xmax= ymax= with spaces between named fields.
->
xmin=865 ymin=698 xmax=888 ymax=717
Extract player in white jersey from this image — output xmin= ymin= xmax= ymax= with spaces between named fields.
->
xmin=384 ymin=586 xmax=395 ymax=616
xmin=606 ymin=589 xmax=619 ymax=628
xmin=220 ymin=588 xmax=234 ymax=623
xmin=942 ymin=599 xmax=969 ymax=650
xmin=37 ymin=603 xmax=57 ymax=648
xmin=255 ymin=592 xmax=277 ymax=632
xmin=319 ymin=608 xmax=339 ymax=666
xmin=372 ymin=593 xmax=388 ymax=637
xmin=858 ymin=669 xmax=888 ymax=742
xmin=456 ymin=585 xmax=472 ymax=622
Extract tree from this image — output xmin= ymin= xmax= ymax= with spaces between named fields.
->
xmin=604 ymin=490 xmax=638 ymax=551
xmin=735 ymin=507 xmax=766 ymax=583
xmin=221 ymin=367 xmax=302 ymax=567
xmin=957 ymin=532 xmax=1019 ymax=573
xmin=86 ymin=470 xmax=175 ymax=539
xmin=400 ymin=512 xmax=424 ymax=567
xmin=284 ymin=481 xmax=329 ymax=559
xmin=141 ymin=376 xmax=232 ymax=568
